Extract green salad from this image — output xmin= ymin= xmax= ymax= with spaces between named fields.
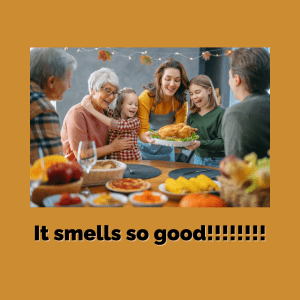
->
xmin=149 ymin=129 xmax=199 ymax=142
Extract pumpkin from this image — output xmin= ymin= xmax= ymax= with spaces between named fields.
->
xmin=179 ymin=193 xmax=227 ymax=208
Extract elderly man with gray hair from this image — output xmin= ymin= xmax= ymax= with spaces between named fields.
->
xmin=61 ymin=68 xmax=133 ymax=162
xmin=30 ymin=47 xmax=77 ymax=164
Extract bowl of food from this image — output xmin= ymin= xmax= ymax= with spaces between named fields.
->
xmin=87 ymin=192 xmax=128 ymax=207
xmin=83 ymin=160 xmax=127 ymax=187
xmin=158 ymin=175 xmax=220 ymax=201
xmin=106 ymin=178 xmax=151 ymax=194
xmin=43 ymin=193 xmax=86 ymax=207
xmin=128 ymin=190 xmax=168 ymax=207
xmin=30 ymin=157 xmax=84 ymax=207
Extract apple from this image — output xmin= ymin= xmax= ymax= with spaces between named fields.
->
xmin=47 ymin=163 xmax=73 ymax=185
xmin=68 ymin=162 xmax=83 ymax=182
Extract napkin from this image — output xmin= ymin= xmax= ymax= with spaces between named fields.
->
xmin=123 ymin=164 xmax=162 ymax=179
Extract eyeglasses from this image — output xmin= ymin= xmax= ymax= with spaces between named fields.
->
xmin=101 ymin=87 xmax=119 ymax=97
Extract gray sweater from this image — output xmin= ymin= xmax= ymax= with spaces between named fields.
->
xmin=221 ymin=92 xmax=270 ymax=159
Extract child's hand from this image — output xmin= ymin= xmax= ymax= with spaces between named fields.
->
xmin=111 ymin=135 xmax=134 ymax=151
xmin=185 ymin=140 xmax=200 ymax=151
xmin=81 ymin=95 xmax=94 ymax=112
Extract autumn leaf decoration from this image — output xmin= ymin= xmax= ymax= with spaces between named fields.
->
xmin=202 ymin=52 xmax=211 ymax=61
xmin=140 ymin=54 xmax=153 ymax=66
xmin=98 ymin=50 xmax=112 ymax=62
xmin=225 ymin=49 xmax=233 ymax=57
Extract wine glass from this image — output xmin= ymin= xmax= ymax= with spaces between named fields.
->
xmin=30 ymin=147 xmax=45 ymax=207
xmin=77 ymin=141 xmax=97 ymax=196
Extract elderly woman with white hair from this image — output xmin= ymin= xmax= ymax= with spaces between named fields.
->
xmin=61 ymin=68 xmax=133 ymax=161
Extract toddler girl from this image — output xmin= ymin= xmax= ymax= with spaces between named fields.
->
xmin=81 ymin=87 xmax=142 ymax=160
xmin=185 ymin=75 xmax=225 ymax=168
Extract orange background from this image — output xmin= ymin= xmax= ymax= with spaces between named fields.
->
xmin=3 ymin=0 xmax=299 ymax=299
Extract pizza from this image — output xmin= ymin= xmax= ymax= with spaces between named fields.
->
xmin=106 ymin=178 xmax=150 ymax=193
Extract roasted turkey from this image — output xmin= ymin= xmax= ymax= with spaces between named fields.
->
xmin=158 ymin=123 xmax=197 ymax=139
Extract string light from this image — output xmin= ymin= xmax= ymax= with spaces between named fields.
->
xmin=68 ymin=47 xmax=233 ymax=63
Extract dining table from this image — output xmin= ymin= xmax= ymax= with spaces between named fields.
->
xmin=85 ymin=160 xmax=219 ymax=207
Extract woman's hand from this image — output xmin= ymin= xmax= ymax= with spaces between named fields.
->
xmin=110 ymin=135 xmax=134 ymax=152
xmin=81 ymin=95 xmax=95 ymax=113
xmin=185 ymin=140 xmax=200 ymax=151
xmin=140 ymin=131 xmax=155 ymax=144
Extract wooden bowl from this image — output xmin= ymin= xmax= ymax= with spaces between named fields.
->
xmin=31 ymin=177 xmax=84 ymax=207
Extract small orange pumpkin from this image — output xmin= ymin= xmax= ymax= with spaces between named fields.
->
xmin=179 ymin=193 xmax=227 ymax=208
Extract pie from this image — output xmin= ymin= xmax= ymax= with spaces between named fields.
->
xmin=106 ymin=178 xmax=149 ymax=192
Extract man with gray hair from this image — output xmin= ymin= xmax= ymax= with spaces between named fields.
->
xmin=30 ymin=48 xmax=77 ymax=164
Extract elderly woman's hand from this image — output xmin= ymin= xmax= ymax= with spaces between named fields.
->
xmin=81 ymin=95 xmax=95 ymax=112
xmin=110 ymin=135 xmax=134 ymax=152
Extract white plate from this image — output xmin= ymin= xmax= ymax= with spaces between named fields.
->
xmin=43 ymin=193 xmax=86 ymax=207
xmin=30 ymin=201 xmax=38 ymax=207
xmin=152 ymin=138 xmax=194 ymax=147
xmin=105 ymin=180 xmax=151 ymax=194
xmin=158 ymin=181 xmax=220 ymax=201
xmin=128 ymin=191 xmax=168 ymax=207
xmin=87 ymin=193 xmax=128 ymax=207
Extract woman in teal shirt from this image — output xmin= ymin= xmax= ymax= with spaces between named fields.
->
xmin=185 ymin=75 xmax=226 ymax=168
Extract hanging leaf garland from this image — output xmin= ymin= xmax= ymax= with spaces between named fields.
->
xmin=63 ymin=47 xmax=234 ymax=64
xmin=225 ymin=49 xmax=232 ymax=57
xmin=140 ymin=54 xmax=153 ymax=66
xmin=64 ymin=47 xmax=234 ymax=66
xmin=98 ymin=50 xmax=112 ymax=62
xmin=202 ymin=52 xmax=211 ymax=61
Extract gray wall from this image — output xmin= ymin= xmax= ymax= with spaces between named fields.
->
xmin=57 ymin=47 xmax=203 ymax=127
